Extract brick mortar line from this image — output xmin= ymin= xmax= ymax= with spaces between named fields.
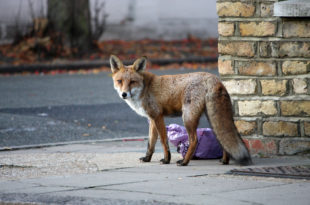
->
xmin=217 ymin=0 xmax=278 ymax=2
xmin=230 ymin=95 xmax=310 ymax=100
xmin=242 ymin=135 xmax=310 ymax=141
xmin=308 ymin=78 xmax=310 ymax=95
xmin=276 ymin=101 xmax=281 ymax=117
xmin=257 ymin=78 xmax=263 ymax=97
xmin=218 ymin=55 xmax=310 ymax=61
xmin=219 ymin=18 xmax=278 ymax=22
xmin=277 ymin=61 xmax=283 ymax=77
xmin=288 ymin=79 xmax=294 ymax=96
xmin=235 ymin=116 xmax=310 ymax=121
xmin=234 ymin=116 xmax=310 ymax=122
xmin=221 ymin=75 xmax=310 ymax=79
xmin=218 ymin=0 xmax=279 ymax=2
xmin=276 ymin=17 xmax=283 ymax=37
xmin=300 ymin=121 xmax=305 ymax=137
xmin=219 ymin=37 xmax=310 ymax=42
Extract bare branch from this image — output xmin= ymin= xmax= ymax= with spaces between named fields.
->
xmin=91 ymin=0 xmax=108 ymax=41
xmin=13 ymin=0 xmax=24 ymax=43
xmin=28 ymin=0 xmax=36 ymax=21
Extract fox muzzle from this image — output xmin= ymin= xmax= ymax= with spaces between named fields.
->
xmin=122 ymin=92 xmax=128 ymax=99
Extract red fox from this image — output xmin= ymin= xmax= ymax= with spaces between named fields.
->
xmin=110 ymin=55 xmax=252 ymax=166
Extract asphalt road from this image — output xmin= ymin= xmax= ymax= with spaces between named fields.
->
xmin=0 ymin=68 xmax=218 ymax=148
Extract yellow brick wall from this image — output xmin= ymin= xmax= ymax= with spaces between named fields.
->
xmin=217 ymin=0 xmax=310 ymax=156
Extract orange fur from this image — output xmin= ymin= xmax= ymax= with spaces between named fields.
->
xmin=110 ymin=55 xmax=252 ymax=166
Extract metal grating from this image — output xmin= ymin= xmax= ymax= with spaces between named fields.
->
xmin=228 ymin=165 xmax=310 ymax=180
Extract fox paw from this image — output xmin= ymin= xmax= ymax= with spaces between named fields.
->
xmin=160 ymin=158 xmax=170 ymax=164
xmin=139 ymin=156 xmax=151 ymax=162
xmin=219 ymin=158 xmax=229 ymax=165
xmin=176 ymin=160 xmax=188 ymax=166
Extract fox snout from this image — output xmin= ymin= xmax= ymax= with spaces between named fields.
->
xmin=120 ymin=91 xmax=133 ymax=99
xmin=117 ymin=87 xmax=143 ymax=100
xmin=121 ymin=92 xmax=128 ymax=99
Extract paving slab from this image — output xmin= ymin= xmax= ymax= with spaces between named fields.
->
xmin=0 ymin=141 xmax=310 ymax=205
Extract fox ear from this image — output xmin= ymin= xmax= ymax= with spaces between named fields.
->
xmin=133 ymin=56 xmax=147 ymax=72
xmin=110 ymin=55 xmax=123 ymax=73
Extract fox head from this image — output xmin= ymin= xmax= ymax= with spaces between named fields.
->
xmin=110 ymin=55 xmax=147 ymax=100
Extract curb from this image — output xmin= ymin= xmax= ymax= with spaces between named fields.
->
xmin=0 ymin=136 xmax=148 ymax=152
xmin=0 ymin=57 xmax=218 ymax=74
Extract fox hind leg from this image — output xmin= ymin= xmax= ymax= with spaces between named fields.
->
xmin=220 ymin=150 xmax=230 ymax=165
xmin=177 ymin=124 xmax=198 ymax=166
xmin=177 ymin=108 xmax=200 ymax=166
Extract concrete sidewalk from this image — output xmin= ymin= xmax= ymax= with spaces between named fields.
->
xmin=0 ymin=140 xmax=310 ymax=205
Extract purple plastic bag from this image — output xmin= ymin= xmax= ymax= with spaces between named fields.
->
xmin=167 ymin=124 xmax=223 ymax=159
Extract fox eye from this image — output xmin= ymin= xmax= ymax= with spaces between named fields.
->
xmin=130 ymin=81 xmax=136 ymax=84
xmin=117 ymin=80 xmax=122 ymax=84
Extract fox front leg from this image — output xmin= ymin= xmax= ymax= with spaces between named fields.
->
xmin=153 ymin=116 xmax=171 ymax=164
xmin=140 ymin=120 xmax=158 ymax=162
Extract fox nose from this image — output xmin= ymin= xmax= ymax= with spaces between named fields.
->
xmin=122 ymin=92 xmax=127 ymax=99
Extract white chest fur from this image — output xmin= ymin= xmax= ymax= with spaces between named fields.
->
xmin=125 ymin=98 xmax=148 ymax=118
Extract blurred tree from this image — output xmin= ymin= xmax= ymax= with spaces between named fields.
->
xmin=48 ymin=0 xmax=92 ymax=54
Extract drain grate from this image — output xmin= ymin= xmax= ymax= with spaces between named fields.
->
xmin=228 ymin=165 xmax=310 ymax=180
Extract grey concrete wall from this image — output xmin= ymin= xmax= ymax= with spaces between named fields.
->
xmin=0 ymin=0 xmax=47 ymax=43
xmin=100 ymin=0 xmax=218 ymax=40
xmin=0 ymin=0 xmax=218 ymax=43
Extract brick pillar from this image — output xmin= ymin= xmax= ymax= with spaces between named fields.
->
xmin=216 ymin=0 xmax=310 ymax=156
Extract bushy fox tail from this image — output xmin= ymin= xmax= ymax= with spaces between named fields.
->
xmin=205 ymin=83 xmax=252 ymax=166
